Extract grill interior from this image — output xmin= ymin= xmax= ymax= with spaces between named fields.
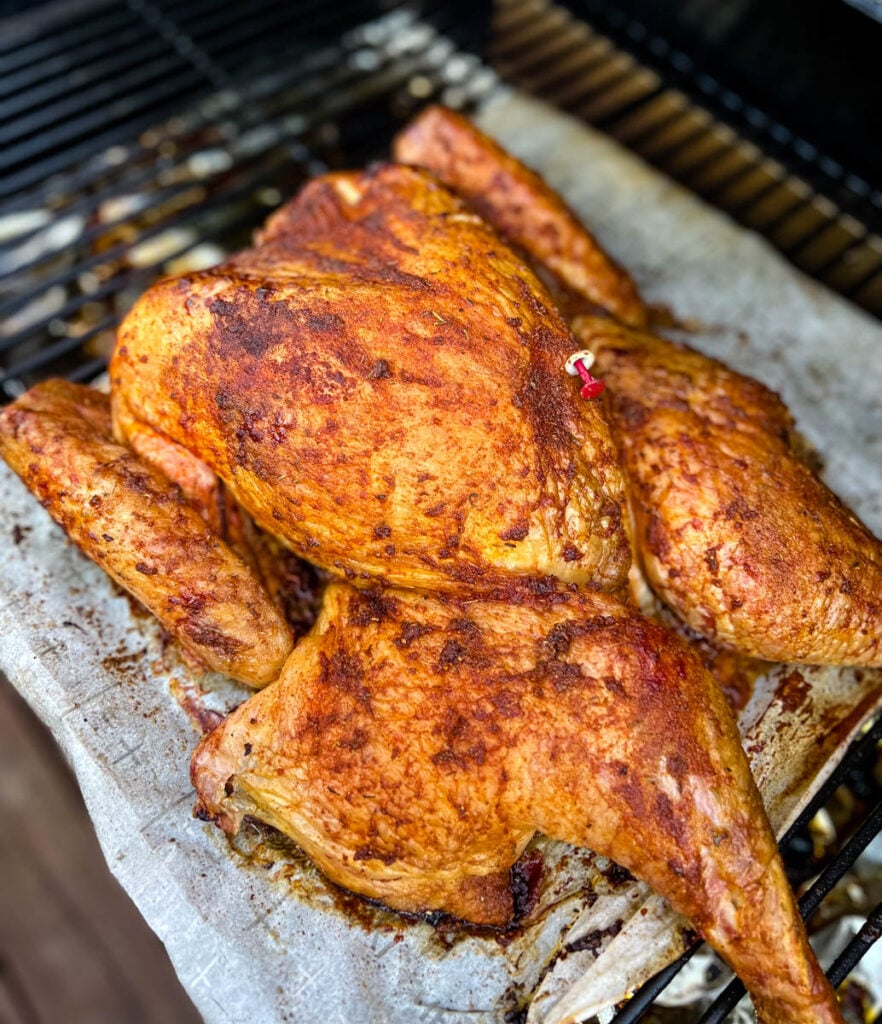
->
xmin=495 ymin=0 xmax=882 ymax=316
xmin=1 ymin=0 xmax=881 ymax=1019
xmin=0 ymin=0 xmax=495 ymax=397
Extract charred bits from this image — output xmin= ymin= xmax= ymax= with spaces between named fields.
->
xmin=318 ymin=650 xmax=371 ymax=708
xmin=510 ymin=848 xmax=544 ymax=920
xmin=438 ymin=639 xmax=468 ymax=671
xmin=367 ymin=359 xmax=392 ymax=380
xmin=499 ymin=520 xmax=530 ymax=542
xmin=349 ymin=589 xmax=398 ymax=627
xmin=394 ymin=621 xmax=435 ymax=649
xmin=565 ymin=919 xmax=623 ymax=955
xmin=437 ymin=618 xmax=487 ymax=672
xmin=540 ymin=616 xmax=617 ymax=659
xmin=208 ymin=290 xmax=344 ymax=359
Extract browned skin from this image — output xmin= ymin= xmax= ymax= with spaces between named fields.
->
xmin=123 ymin=415 xmax=224 ymax=532
xmin=576 ymin=317 xmax=882 ymax=667
xmin=110 ymin=164 xmax=629 ymax=596
xmin=393 ymin=105 xmax=647 ymax=328
xmin=193 ymin=582 xmax=840 ymax=1024
xmin=122 ymin=419 xmax=303 ymax=616
xmin=406 ymin=109 xmax=882 ymax=668
xmin=0 ymin=381 xmax=292 ymax=685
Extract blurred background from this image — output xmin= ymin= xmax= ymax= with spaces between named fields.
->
xmin=1 ymin=0 xmax=881 ymax=1021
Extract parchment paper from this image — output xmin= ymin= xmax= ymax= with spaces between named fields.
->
xmin=1 ymin=88 xmax=881 ymax=1024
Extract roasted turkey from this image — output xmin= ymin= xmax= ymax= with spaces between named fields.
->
xmin=3 ymin=106 xmax=878 ymax=1024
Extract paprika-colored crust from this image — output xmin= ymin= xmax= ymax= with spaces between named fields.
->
xmin=0 ymin=381 xmax=292 ymax=685
xmin=580 ymin=316 xmax=882 ymax=667
xmin=412 ymin=108 xmax=882 ymax=670
xmin=111 ymin=164 xmax=630 ymax=596
xmin=394 ymin=105 xmax=647 ymax=328
xmin=193 ymin=581 xmax=840 ymax=1024
xmin=0 ymin=112 xmax=852 ymax=1024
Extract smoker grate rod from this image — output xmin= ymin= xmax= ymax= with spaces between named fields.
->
xmin=828 ymin=899 xmax=882 ymax=985
xmin=0 ymin=5 xmax=133 ymax=76
xmin=0 ymin=24 xmax=153 ymax=115
xmin=0 ymin=55 xmax=205 ymax=155
xmin=492 ymin=0 xmax=882 ymax=315
xmin=0 ymin=0 xmax=397 ymax=200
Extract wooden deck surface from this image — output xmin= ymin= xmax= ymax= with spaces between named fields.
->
xmin=0 ymin=672 xmax=203 ymax=1024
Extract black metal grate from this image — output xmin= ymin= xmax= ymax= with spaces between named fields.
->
xmin=1 ymin=0 xmax=881 ymax=1019
xmin=494 ymin=0 xmax=882 ymax=318
xmin=0 ymin=0 xmax=496 ymax=396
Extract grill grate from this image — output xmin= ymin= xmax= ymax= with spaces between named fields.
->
xmin=0 ymin=2 xmax=497 ymax=396
xmin=1 ymin=0 xmax=881 ymax=1019
xmin=493 ymin=0 xmax=882 ymax=318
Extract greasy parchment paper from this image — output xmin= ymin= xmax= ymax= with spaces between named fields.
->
xmin=1 ymin=88 xmax=882 ymax=1024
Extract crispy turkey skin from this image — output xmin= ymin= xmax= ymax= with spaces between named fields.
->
xmin=193 ymin=582 xmax=839 ymax=1024
xmin=394 ymin=106 xmax=647 ymax=328
xmin=111 ymin=164 xmax=630 ymax=596
xmin=0 ymin=381 xmax=292 ymax=685
xmin=581 ymin=317 xmax=882 ymax=667
xmin=399 ymin=105 xmax=882 ymax=669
